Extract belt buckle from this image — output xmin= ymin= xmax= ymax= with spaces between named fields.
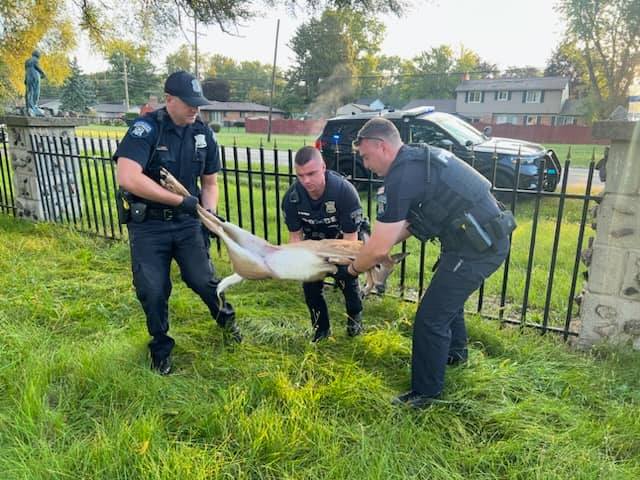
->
xmin=163 ymin=209 xmax=174 ymax=221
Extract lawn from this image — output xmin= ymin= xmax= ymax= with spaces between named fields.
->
xmin=75 ymin=124 xmax=317 ymax=151
xmin=0 ymin=214 xmax=638 ymax=479
xmin=546 ymin=143 xmax=607 ymax=169
xmin=74 ymin=124 xmax=605 ymax=169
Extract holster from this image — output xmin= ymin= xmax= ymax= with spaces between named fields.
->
xmin=116 ymin=188 xmax=132 ymax=224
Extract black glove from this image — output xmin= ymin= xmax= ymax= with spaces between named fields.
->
xmin=334 ymin=264 xmax=359 ymax=281
xmin=177 ymin=195 xmax=199 ymax=216
xmin=202 ymin=209 xmax=218 ymax=239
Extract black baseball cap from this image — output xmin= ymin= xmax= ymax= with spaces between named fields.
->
xmin=164 ymin=71 xmax=210 ymax=107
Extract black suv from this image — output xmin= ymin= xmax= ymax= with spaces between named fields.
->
xmin=315 ymin=107 xmax=561 ymax=194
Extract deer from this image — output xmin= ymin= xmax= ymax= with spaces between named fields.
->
xmin=159 ymin=168 xmax=406 ymax=298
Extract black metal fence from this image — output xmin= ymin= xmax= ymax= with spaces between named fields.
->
xmin=0 ymin=127 xmax=603 ymax=338
xmin=0 ymin=130 xmax=15 ymax=216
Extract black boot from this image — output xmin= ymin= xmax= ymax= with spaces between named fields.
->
xmin=312 ymin=327 xmax=331 ymax=343
xmin=221 ymin=317 xmax=243 ymax=343
xmin=346 ymin=312 xmax=363 ymax=337
xmin=151 ymin=355 xmax=172 ymax=375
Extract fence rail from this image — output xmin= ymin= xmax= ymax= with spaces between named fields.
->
xmin=0 ymin=128 xmax=601 ymax=338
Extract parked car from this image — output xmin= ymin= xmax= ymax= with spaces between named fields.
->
xmin=315 ymin=107 xmax=561 ymax=195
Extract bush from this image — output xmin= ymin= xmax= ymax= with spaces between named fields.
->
xmin=209 ymin=122 xmax=221 ymax=133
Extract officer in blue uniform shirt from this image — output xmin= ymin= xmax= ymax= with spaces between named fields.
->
xmin=338 ymin=118 xmax=515 ymax=408
xmin=282 ymin=146 xmax=364 ymax=342
xmin=114 ymin=70 xmax=241 ymax=375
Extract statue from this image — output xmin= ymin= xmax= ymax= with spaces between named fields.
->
xmin=24 ymin=50 xmax=46 ymax=117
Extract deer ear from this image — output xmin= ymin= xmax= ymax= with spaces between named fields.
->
xmin=390 ymin=252 xmax=409 ymax=264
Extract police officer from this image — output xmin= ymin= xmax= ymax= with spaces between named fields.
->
xmin=282 ymin=146 xmax=364 ymax=342
xmin=114 ymin=70 xmax=241 ymax=375
xmin=338 ymin=118 xmax=515 ymax=407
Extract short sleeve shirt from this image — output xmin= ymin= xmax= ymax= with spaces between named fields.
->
xmin=113 ymin=109 xmax=221 ymax=196
xmin=376 ymin=145 xmax=429 ymax=223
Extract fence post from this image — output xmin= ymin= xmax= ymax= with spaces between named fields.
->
xmin=577 ymin=120 xmax=640 ymax=350
xmin=0 ymin=115 xmax=86 ymax=221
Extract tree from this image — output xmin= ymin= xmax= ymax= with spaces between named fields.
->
xmin=501 ymin=66 xmax=542 ymax=78
xmin=60 ymin=58 xmax=96 ymax=113
xmin=545 ymin=40 xmax=588 ymax=96
xmin=0 ymin=0 xmax=74 ymax=105
xmin=75 ymin=0 xmax=406 ymax=39
xmin=287 ymin=9 xmax=385 ymax=112
xmin=100 ymin=41 xmax=161 ymax=105
xmin=557 ymin=0 xmax=640 ymax=118
xmin=401 ymin=45 xmax=496 ymax=102
xmin=202 ymin=78 xmax=231 ymax=101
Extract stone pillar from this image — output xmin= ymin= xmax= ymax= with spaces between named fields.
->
xmin=0 ymin=116 xmax=87 ymax=221
xmin=578 ymin=121 xmax=640 ymax=349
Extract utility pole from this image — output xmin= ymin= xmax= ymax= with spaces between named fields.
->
xmin=122 ymin=55 xmax=130 ymax=111
xmin=194 ymin=15 xmax=199 ymax=78
xmin=187 ymin=12 xmax=205 ymax=78
xmin=267 ymin=19 xmax=280 ymax=143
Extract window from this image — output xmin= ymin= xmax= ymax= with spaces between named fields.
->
xmin=409 ymin=123 xmax=447 ymax=145
xmin=525 ymin=90 xmax=542 ymax=103
xmin=495 ymin=114 xmax=520 ymax=125
xmin=468 ymin=91 xmax=482 ymax=103
xmin=525 ymin=115 xmax=538 ymax=126
xmin=497 ymin=91 xmax=509 ymax=101
xmin=553 ymin=116 xmax=578 ymax=126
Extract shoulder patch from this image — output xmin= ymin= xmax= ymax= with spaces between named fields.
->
xmin=130 ymin=121 xmax=153 ymax=138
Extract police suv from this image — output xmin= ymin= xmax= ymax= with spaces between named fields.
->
xmin=315 ymin=107 xmax=561 ymax=195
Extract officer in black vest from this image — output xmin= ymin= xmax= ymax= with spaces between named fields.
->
xmin=114 ymin=71 xmax=241 ymax=375
xmin=282 ymin=146 xmax=364 ymax=342
xmin=337 ymin=118 xmax=515 ymax=408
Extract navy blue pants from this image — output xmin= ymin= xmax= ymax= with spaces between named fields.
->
xmin=127 ymin=217 xmax=234 ymax=361
xmin=411 ymin=239 xmax=509 ymax=397
xmin=303 ymin=274 xmax=362 ymax=331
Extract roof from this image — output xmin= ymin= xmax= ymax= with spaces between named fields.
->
xmin=200 ymin=101 xmax=284 ymax=113
xmin=93 ymin=103 xmax=129 ymax=114
xmin=455 ymin=76 xmax=569 ymax=92
xmin=559 ymin=98 xmax=585 ymax=116
xmin=338 ymin=103 xmax=376 ymax=112
xmin=402 ymin=99 xmax=456 ymax=113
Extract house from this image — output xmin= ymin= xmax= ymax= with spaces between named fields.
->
xmin=455 ymin=77 xmax=584 ymax=126
xmin=402 ymin=99 xmax=457 ymax=114
xmin=92 ymin=103 xmax=140 ymax=119
xmin=336 ymin=103 xmax=377 ymax=116
xmin=40 ymin=98 xmax=62 ymax=116
xmin=354 ymin=97 xmax=385 ymax=111
xmin=199 ymin=101 xmax=286 ymax=125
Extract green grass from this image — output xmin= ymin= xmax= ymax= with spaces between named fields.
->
xmin=546 ymin=143 xmax=607 ymax=168
xmin=75 ymin=124 xmax=315 ymax=151
xmin=0 ymin=214 xmax=639 ymax=478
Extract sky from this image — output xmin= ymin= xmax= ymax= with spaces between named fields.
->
xmin=75 ymin=0 xmax=566 ymax=74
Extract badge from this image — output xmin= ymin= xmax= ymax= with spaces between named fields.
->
xmin=130 ymin=120 xmax=152 ymax=138
xmin=350 ymin=207 xmax=363 ymax=224
xmin=325 ymin=201 xmax=336 ymax=214
xmin=194 ymin=134 xmax=206 ymax=148
xmin=376 ymin=187 xmax=386 ymax=217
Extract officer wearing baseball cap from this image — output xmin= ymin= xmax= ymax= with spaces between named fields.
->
xmin=164 ymin=70 xmax=211 ymax=107
xmin=114 ymin=71 xmax=241 ymax=375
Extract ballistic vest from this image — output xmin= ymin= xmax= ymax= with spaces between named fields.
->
xmin=289 ymin=170 xmax=349 ymax=240
xmin=406 ymin=145 xmax=500 ymax=245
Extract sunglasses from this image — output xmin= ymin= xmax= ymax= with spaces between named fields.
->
xmin=352 ymin=136 xmax=385 ymax=147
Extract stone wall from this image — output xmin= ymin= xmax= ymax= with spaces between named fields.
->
xmin=0 ymin=116 xmax=86 ymax=221
xmin=578 ymin=121 xmax=640 ymax=349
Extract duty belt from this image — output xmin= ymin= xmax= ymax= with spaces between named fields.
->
xmin=146 ymin=207 xmax=188 ymax=221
